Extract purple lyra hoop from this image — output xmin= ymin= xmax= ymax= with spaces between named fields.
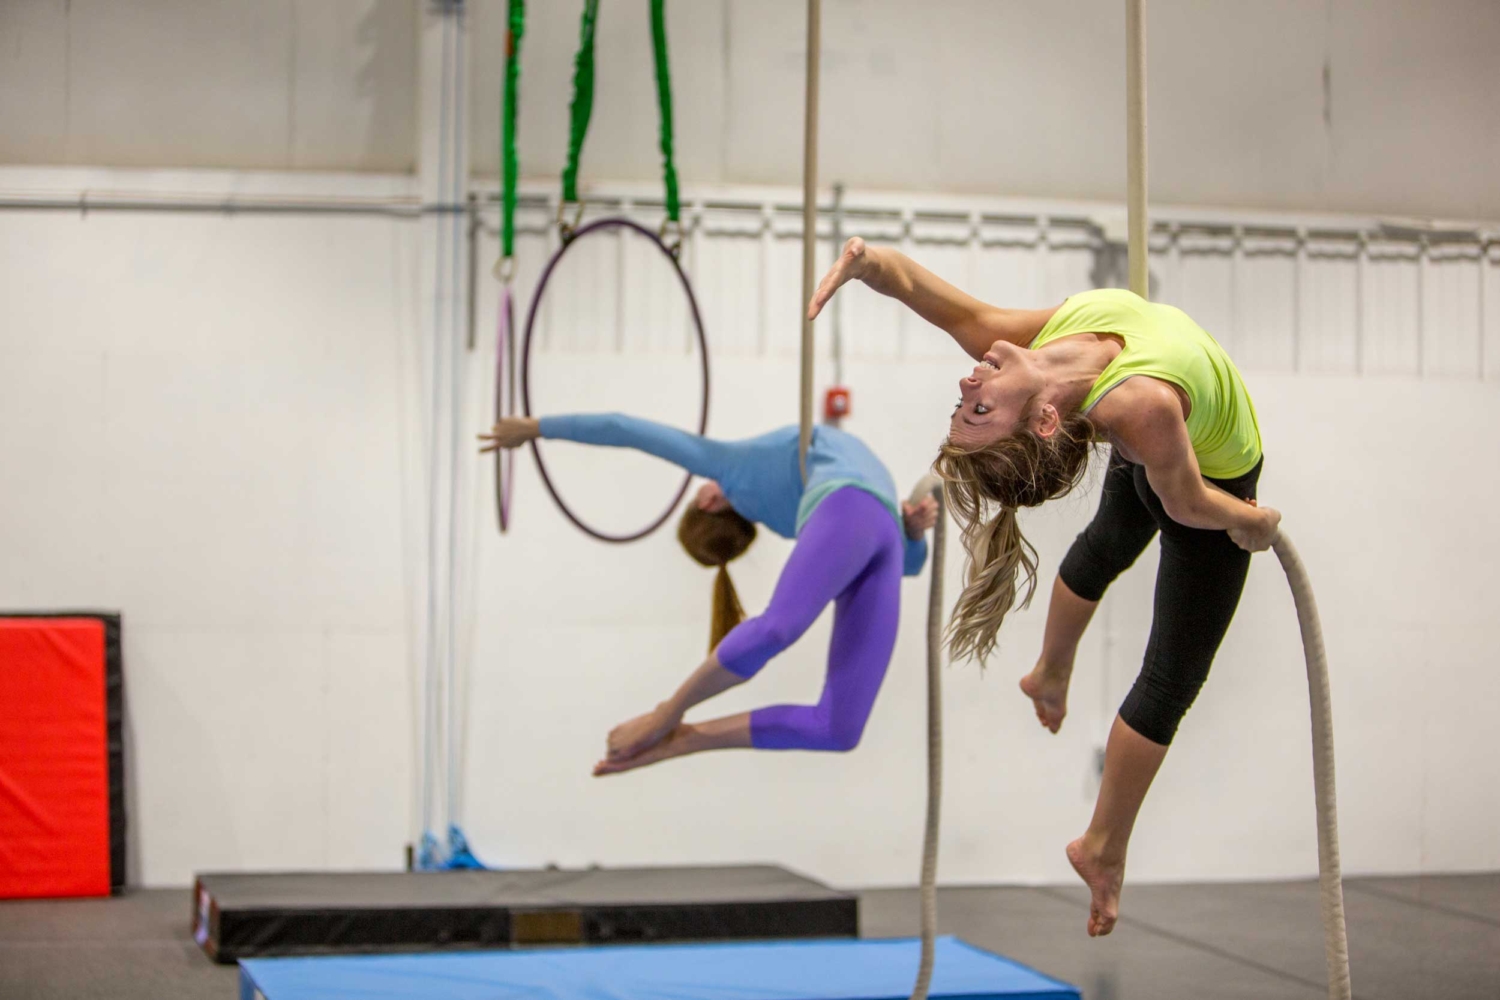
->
xmin=493 ymin=283 xmax=517 ymax=532
xmin=521 ymin=216 xmax=710 ymax=543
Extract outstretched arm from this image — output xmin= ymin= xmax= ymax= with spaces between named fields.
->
xmin=808 ymin=237 xmax=1059 ymax=360
xmin=478 ymin=413 xmax=738 ymax=482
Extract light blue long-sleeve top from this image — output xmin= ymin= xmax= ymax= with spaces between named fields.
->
xmin=537 ymin=413 xmax=929 ymax=577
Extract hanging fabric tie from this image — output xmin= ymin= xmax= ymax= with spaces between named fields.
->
xmin=558 ymin=0 xmax=683 ymax=254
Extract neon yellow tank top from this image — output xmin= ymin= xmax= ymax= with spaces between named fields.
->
xmin=1029 ymin=288 xmax=1262 ymax=479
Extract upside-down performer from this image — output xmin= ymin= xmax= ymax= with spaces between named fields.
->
xmin=809 ymin=238 xmax=1282 ymax=939
xmin=479 ymin=414 xmax=938 ymax=776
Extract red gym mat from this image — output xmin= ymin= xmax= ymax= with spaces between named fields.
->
xmin=0 ymin=615 xmax=121 ymax=899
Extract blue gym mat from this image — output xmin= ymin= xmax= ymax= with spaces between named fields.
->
xmin=239 ymin=935 xmax=1080 ymax=1000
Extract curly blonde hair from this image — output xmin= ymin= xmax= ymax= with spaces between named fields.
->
xmin=934 ymin=412 xmax=1096 ymax=662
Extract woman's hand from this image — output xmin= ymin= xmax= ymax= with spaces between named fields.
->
xmin=808 ymin=237 xmax=872 ymax=321
xmin=1227 ymin=499 xmax=1281 ymax=552
xmin=902 ymin=496 xmax=939 ymax=539
xmin=477 ymin=416 xmax=540 ymax=453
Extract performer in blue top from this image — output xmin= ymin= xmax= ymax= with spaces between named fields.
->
xmin=480 ymin=414 xmax=939 ymax=776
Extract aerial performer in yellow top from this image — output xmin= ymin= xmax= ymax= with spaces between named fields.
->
xmin=810 ymin=237 xmax=1281 ymax=939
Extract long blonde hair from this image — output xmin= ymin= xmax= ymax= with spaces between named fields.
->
xmin=934 ymin=412 xmax=1096 ymax=663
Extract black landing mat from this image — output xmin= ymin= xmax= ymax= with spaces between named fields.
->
xmin=192 ymin=864 xmax=858 ymax=963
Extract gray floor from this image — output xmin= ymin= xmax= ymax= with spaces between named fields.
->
xmin=2 ymin=875 xmax=1497 ymax=1000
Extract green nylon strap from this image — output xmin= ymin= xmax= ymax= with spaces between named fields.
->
xmin=650 ymin=0 xmax=680 ymax=223
xmin=501 ymin=0 xmax=525 ymax=261
xmin=560 ymin=0 xmax=600 ymax=207
xmin=559 ymin=0 xmax=680 ymax=225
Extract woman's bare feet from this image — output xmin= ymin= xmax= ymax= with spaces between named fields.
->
xmin=606 ymin=705 xmax=678 ymax=762
xmin=594 ymin=724 xmax=698 ymax=776
xmin=1019 ymin=662 xmax=1070 ymax=733
xmin=1066 ymin=836 xmax=1126 ymax=937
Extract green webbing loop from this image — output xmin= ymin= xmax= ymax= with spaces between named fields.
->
xmin=560 ymin=0 xmax=600 ymax=209
xmin=650 ymin=0 xmax=680 ymax=224
xmin=500 ymin=0 xmax=525 ymax=264
xmin=559 ymin=0 xmax=680 ymax=233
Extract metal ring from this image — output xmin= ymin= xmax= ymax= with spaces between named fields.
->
xmin=658 ymin=216 xmax=684 ymax=258
xmin=556 ymin=199 xmax=585 ymax=242
xmin=521 ymin=216 xmax=711 ymax=543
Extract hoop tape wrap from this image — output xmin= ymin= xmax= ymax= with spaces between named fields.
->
xmin=520 ymin=216 xmax=710 ymax=543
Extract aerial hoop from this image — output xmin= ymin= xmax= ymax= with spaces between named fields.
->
xmin=493 ymin=283 xmax=517 ymax=532
xmin=520 ymin=215 xmax=710 ymax=543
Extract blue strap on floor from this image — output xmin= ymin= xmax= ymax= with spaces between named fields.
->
xmin=239 ymin=936 xmax=1079 ymax=1000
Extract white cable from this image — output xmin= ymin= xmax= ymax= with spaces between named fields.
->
xmin=444 ymin=0 xmax=468 ymax=840
xmin=420 ymin=5 xmax=455 ymax=857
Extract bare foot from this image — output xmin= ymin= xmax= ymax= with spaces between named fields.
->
xmin=1019 ymin=664 xmax=1069 ymax=733
xmin=594 ymin=725 xmax=697 ymax=776
xmin=1066 ymin=836 xmax=1125 ymax=937
xmin=606 ymin=705 xmax=677 ymax=762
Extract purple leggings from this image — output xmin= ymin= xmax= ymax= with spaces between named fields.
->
xmin=715 ymin=487 xmax=904 ymax=751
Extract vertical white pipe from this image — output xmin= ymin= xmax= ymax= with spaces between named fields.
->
xmin=416 ymin=1 xmax=455 ymax=858
xmin=1125 ymin=0 xmax=1149 ymax=299
xmin=443 ymin=2 xmax=471 ymax=837
xmin=799 ymin=0 xmax=821 ymax=478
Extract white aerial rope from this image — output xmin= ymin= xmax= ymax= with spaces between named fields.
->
xmin=1124 ymin=2 xmax=1349 ymax=990
xmin=906 ymin=473 xmax=946 ymax=1000
xmin=1272 ymin=533 xmax=1352 ymax=1000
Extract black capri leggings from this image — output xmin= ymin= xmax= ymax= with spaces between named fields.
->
xmin=1059 ymin=452 xmax=1263 ymax=746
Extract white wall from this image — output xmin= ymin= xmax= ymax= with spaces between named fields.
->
xmin=2 ymin=166 xmax=1497 ymax=887
xmin=0 ymin=171 xmax=425 ymax=881
xmin=4 ymin=1 xmax=1500 ymax=219
xmin=0 ymin=0 xmax=417 ymax=171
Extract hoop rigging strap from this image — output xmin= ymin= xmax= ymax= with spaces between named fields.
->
xmin=561 ymin=0 xmax=680 ymax=226
xmin=499 ymin=0 xmax=525 ymax=265
xmin=649 ymin=0 xmax=680 ymax=224
xmin=560 ymin=0 xmax=599 ymax=212
xmin=520 ymin=217 xmax=709 ymax=543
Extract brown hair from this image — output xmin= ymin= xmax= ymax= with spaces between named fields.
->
xmin=934 ymin=412 xmax=1096 ymax=663
xmin=678 ymin=503 xmax=758 ymax=650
